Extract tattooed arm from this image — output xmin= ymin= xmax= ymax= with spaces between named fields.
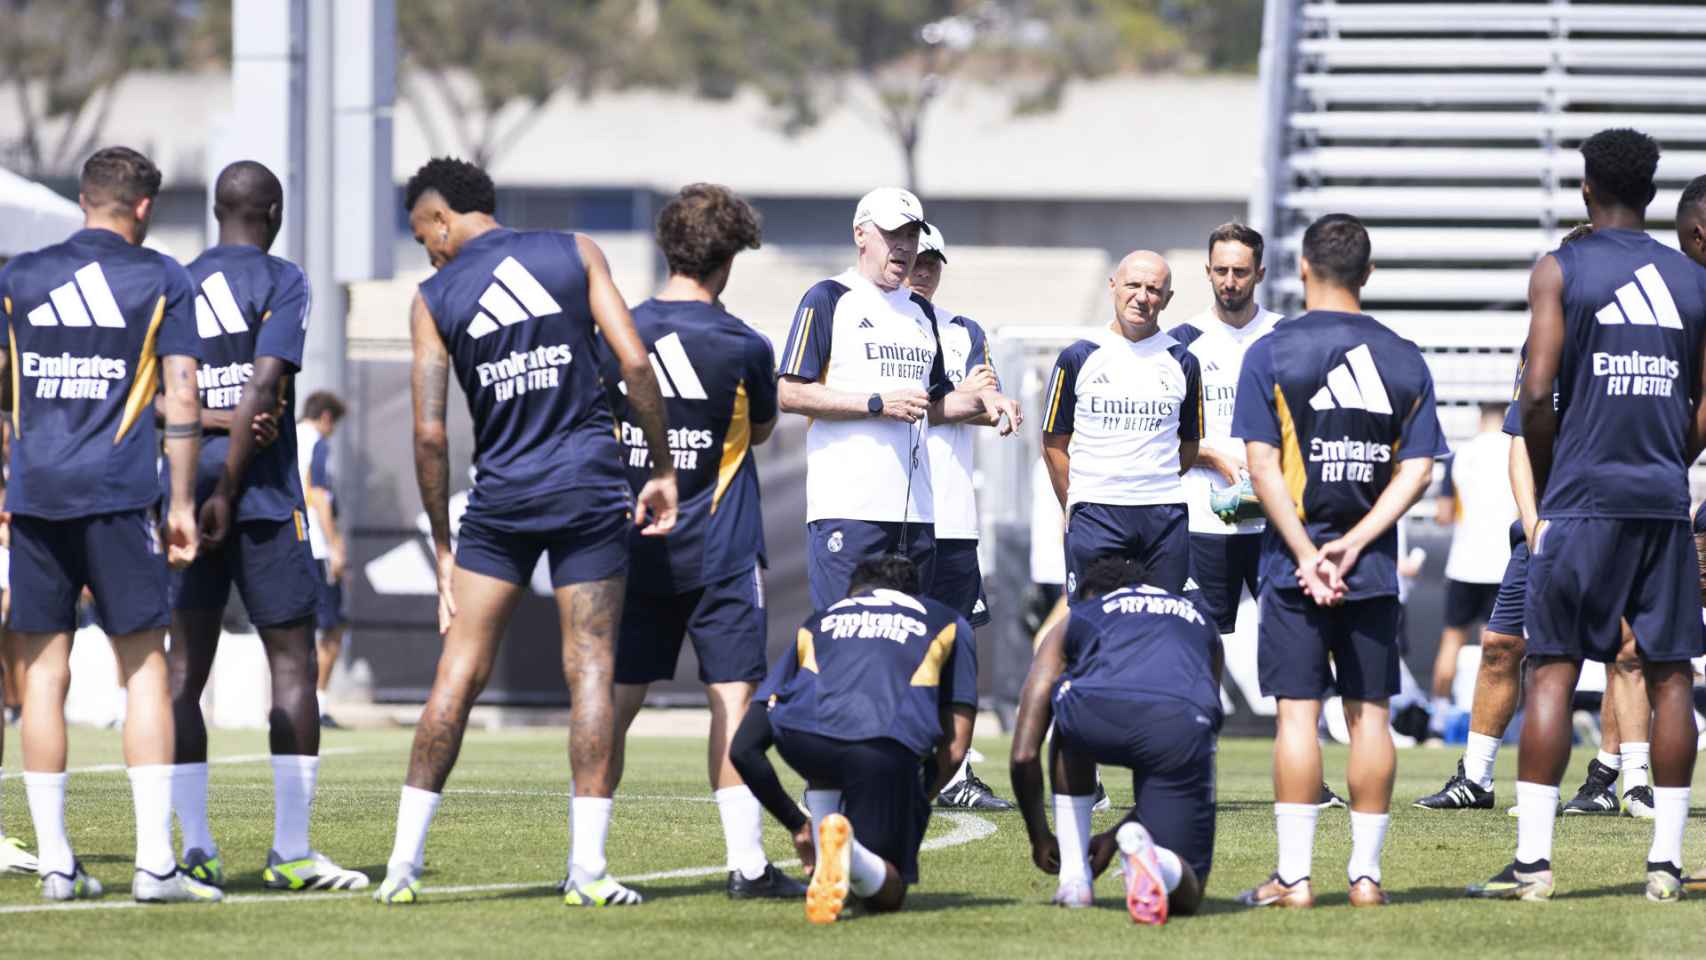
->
xmin=161 ymin=354 xmax=202 ymax=569
xmin=411 ymin=293 xmax=457 ymax=633
xmin=577 ymin=234 xmax=677 ymax=535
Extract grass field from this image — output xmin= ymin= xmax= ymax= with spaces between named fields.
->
xmin=1 ymin=726 xmax=1703 ymax=957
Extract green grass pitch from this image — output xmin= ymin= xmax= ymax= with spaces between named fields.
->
xmin=1 ymin=727 xmax=1702 ymax=957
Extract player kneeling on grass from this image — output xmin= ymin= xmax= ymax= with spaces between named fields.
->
xmin=1009 ymin=555 xmax=1216 ymax=925
xmin=733 ymin=555 xmax=976 ymax=923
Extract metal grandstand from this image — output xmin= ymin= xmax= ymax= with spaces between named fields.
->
xmin=1249 ymin=0 xmax=1706 ymax=440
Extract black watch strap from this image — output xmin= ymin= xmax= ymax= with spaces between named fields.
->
xmin=867 ymin=392 xmax=884 ymax=416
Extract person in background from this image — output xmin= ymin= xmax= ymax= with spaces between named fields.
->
xmin=296 ymin=391 xmax=348 ymax=728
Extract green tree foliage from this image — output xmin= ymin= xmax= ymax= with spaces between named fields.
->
xmin=0 ymin=0 xmax=229 ymax=177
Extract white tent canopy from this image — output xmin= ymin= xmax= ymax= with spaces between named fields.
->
xmin=0 ymin=166 xmax=81 ymax=257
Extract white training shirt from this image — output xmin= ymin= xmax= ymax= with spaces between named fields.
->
xmin=295 ymin=420 xmax=330 ymax=559
xmin=1443 ymin=429 xmax=1517 ymax=584
xmin=925 ymin=310 xmax=992 ymax=541
xmin=778 ymin=268 xmax=953 ymax=525
xmin=1170 ymin=306 xmax=1284 ymax=535
xmin=1041 ymin=325 xmax=1202 ymax=510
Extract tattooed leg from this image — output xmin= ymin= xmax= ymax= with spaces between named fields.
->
xmin=557 ymin=576 xmax=625 ymax=798
xmin=403 ymin=566 xmax=524 ymax=792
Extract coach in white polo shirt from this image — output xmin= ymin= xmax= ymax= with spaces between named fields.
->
xmin=1041 ymin=249 xmax=1202 ymax=596
xmin=778 ymin=188 xmax=1016 ymax=608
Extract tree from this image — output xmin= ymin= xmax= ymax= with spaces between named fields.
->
xmin=0 ymin=0 xmax=229 ymax=178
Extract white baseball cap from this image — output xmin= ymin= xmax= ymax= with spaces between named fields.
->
xmin=852 ymin=187 xmax=929 ymax=232
xmin=918 ymin=223 xmax=948 ymax=262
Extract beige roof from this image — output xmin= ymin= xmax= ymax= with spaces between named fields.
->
xmin=0 ymin=70 xmax=1258 ymax=202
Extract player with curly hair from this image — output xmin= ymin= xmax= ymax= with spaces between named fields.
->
xmin=374 ymin=157 xmax=678 ymax=908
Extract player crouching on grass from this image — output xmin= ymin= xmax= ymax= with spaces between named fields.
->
xmin=1009 ymin=555 xmax=1216 ymax=925
xmin=729 ymin=555 xmax=976 ymax=923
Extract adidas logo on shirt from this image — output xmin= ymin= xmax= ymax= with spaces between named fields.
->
xmin=858 ymin=317 xmax=875 ymax=329
xmin=648 ymin=332 xmax=707 ymax=400
xmin=466 ymin=256 xmax=563 ymax=340
xmin=1087 ymin=372 xmax=1111 ymax=386
xmin=25 ymin=262 xmax=127 ymax=328
xmin=1595 ymin=264 xmax=1682 ymax=329
xmin=194 ymin=271 xmax=250 ymax=338
xmin=1308 ymin=344 xmax=1391 ymax=413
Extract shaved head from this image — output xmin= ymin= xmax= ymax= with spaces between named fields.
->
xmin=214 ymin=160 xmax=283 ymax=224
xmin=1108 ymin=249 xmax=1173 ymax=339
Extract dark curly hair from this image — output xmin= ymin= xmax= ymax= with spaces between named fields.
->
xmin=404 ymin=157 xmax=496 ymax=215
xmin=1580 ymin=128 xmax=1660 ymax=212
xmin=655 ymin=183 xmax=762 ymax=281
xmin=1679 ymin=174 xmax=1706 ymax=223
xmin=81 ymin=146 xmax=162 ymax=212
xmin=1076 ymin=554 xmax=1146 ymax=601
xmin=848 ymin=554 xmax=920 ymax=596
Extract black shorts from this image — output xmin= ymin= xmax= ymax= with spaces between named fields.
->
xmin=1524 ymin=517 xmax=1702 ymax=663
xmin=1064 ymin=503 xmax=1190 ymax=597
xmin=616 ymin=564 xmax=767 ymax=686
xmin=772 ymin=726 xmax=930 ymax=885
xmin=1485 ymin=542 xmax=1528 ymax=638
xmin=806 ymin=519 xmax=936 ymax=611
xmin=173 ymin=517 xmax=319 ymax=628
xmin=315 ymin=569 xmax=347 ymax=630
xmin=1052 ymin=686 xmax=1218 ymax=883
xmin=456 ymin=499 xmax=629 ymax=588
xmin=927 ymin=538 xmax=989 ymax=627
xmin=10 ymin=509 xmax=169 ymax=635
xmin=1187 ymin=532 xmax=1262 ymax=633
xmin=1443 ymin=579 xmax=1499 ymax=629
xmin=1257 ymin=587 xmax=1401 ymax=701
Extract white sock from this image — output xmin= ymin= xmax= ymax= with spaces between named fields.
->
xmin=24 ymin=771 xmax=72 ymax=876
xmin=714 ymin=785 xmax=768 ymax=880
xmin=804 ymin=789 xmax=842 ymax=853
xmin=171 ymin=763 xmax=216 ymax=856
xmin=1595 ymin=749 xmax=1621 ymax=771
xmin=1054 ymin=794 xmax=1095 ymax=886
xmin=848 ymin=838 xmax=888 ymax=896
xmin=1429 ymin=696 xmax=1451 ymax=732
xmin=1514 ymin=781 xmax=1560 ymax=865
xmin=942 ymin=758 xmax=970 ymax=793
xmin=1274 ymin=802 xmax=1318 ymax=885
xmin=388 ymin=785 xmax=441 ymax=873
xmin=127 ymin=764 xmax=176 ymax=875
xmin=569 ymin=796 xmax=613 ymax=885
xmin=1154 ymin=845 xmax=1184 ymax=893
xmin=271 ymin=755 xmax=319 ymax=861
xmin=1648 ymin=786 xmax=1689 ymax=869
xmin=1463 ymin=733 xmax=1502 ymax=789
xmin=1347 ymin=811 xmax=1390 ymax=884
xmin=1620 ymin=742 xmax=1650 ymax=792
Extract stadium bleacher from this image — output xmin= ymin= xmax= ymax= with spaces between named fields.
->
xmin=1255 ymin=0 xmax=1706 ymax=441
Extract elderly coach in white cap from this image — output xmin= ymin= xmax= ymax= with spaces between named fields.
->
xmin=777 ymin=188 xmax=1019 ymax=608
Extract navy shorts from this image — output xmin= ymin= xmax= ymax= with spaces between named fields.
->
xmin=457 ymin=497 xmax=629 ymax=589
xmin=927 ymin=538 xmax=989 ymax=627
xmin=9 ymin=509 xmax=169 ymax=635
xmin=806 ymin=519 xmax=936 ymax=611
xmin=772 ymin=726 xmax=931 ymax=885
xmin=1257 ymin=587 xmax=1401 ymax=701
xmin=1064 ymin=503 xmax=1189 ymax=597
xmin=1187 ymin=532 xmax=1261 ymax=633
xmin=1524 ymin=517 xmax=1702 ymax=663
xmin=173 ymin=517 xmax=319 ymax=628
xmin=617 ymin=564 xmax=767 ymax=686
xmin=1052 ymin=685 xmax=1217 ymax=883
xmin=316 ymin=567 xmax=347 ymax=630
xmin=1444 ymin=579 xmax=1499 ymax=629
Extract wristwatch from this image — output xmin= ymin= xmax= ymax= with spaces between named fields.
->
xmin=867 ymin=393 xmax=884 ymax=416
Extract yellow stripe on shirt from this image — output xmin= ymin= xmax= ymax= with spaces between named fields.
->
xmin=114 ymin=294 xmax=167 ymax=444
xmin=787 ymin=307 xmax=814 ymax=375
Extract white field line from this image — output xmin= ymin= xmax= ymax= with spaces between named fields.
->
xmin=33 ymin=747 xmax=369 ymax=777
xmin=0 ymin=812 xmax=998 ymax=916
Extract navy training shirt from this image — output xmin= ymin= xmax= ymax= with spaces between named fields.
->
xmin=602 ymin=299 xmax=778 ymax=593
xmin=415 ymin=229 xmax=627 ymax=526
xmin=1061 ymin=585 xmax=1222 ymax=725
xmin=170 ymin=244 xmax=310 ymax=524
xmin=1539 ymin=229 xmax=1706 ymax=520
xmin=0 ymin=228 xmax=201 ymax=520
xmin=1231 ymin=310 xmax=1448 ymax=600
xmin=762 ymin=589 xmax=977 ymax=758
